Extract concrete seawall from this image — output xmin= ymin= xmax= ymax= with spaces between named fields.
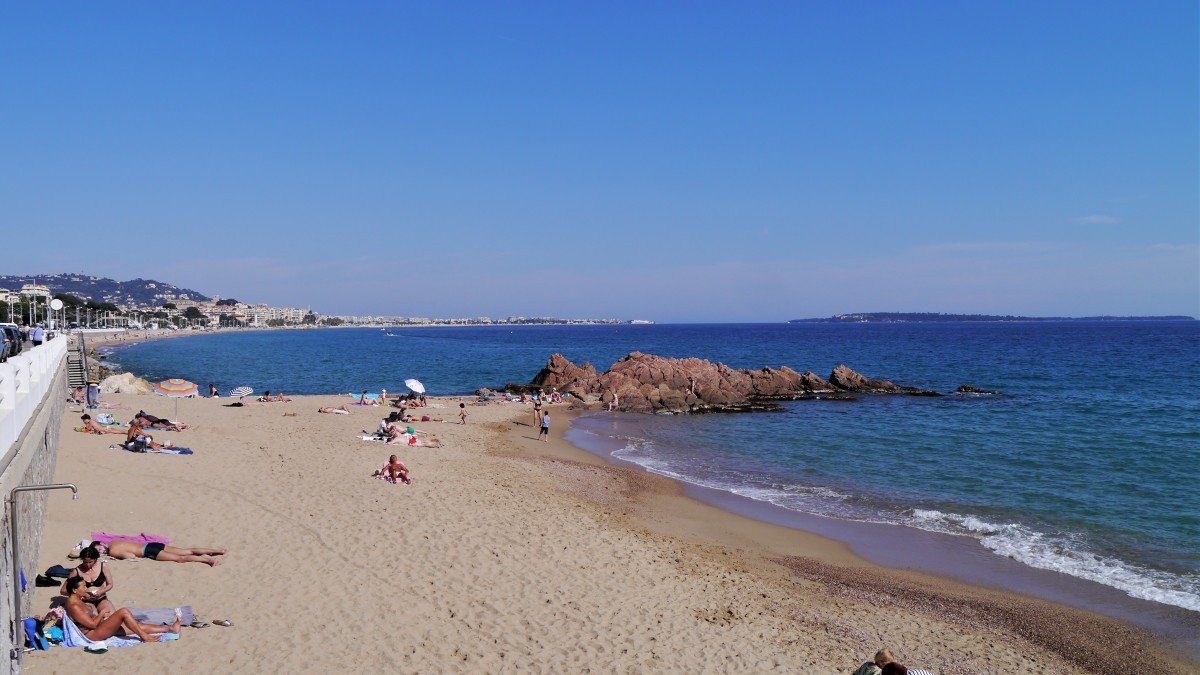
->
xmin=0 ymin=339 xmax=69 ymax=671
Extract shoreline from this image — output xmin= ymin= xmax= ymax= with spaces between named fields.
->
xmin=29 ymin=393 xmax=1196 ymax=672
xmin=563 ymin=411 xmax=1200 ymax=646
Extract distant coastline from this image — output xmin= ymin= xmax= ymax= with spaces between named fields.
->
xmin=789 ymin=312 xmax=1198 ymax=324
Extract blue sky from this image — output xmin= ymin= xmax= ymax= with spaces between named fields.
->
xmin=1 ymin=1 xmax=1196 ymax=321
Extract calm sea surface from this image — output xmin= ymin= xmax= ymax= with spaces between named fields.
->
xmin=108 ymin=322 xmax=1200 ymax=613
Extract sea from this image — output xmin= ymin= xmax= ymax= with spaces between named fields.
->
xmin=104 ymin=322 xmax=1200 ymax=624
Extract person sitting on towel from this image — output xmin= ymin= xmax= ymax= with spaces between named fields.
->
xmin=125 ymin=421 xmax=170 ymax=452
xmin=64 ymin=577 xmax=180 ymax=643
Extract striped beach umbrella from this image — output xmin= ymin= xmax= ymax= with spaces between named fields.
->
xmin=228 ymin=386 xmax=253 ymax=398
xmin=154 ymin=378 xmax=199 ymax=398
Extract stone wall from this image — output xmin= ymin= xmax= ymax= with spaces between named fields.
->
xmin=0 ymin=357 xmax=66 ymax=671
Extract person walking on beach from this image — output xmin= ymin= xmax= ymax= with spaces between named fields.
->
xmin=539 ymin=412 xmax=550 ymax=441
xmin=459 ymin=402 xmax=467 ymax=424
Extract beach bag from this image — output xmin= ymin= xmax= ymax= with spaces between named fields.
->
xmin=96 ymin=413 xmax=115 ymax=425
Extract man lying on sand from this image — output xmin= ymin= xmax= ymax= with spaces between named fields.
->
xmin=133 ymin=411 xmax=188 ymax=430
xmin=94 ymin=539 xmax=226 ymax=567
xmin=318 ymin=404 xmax=352 ymax=414
xmin=80 ymin=414 xmax=125 ymax=435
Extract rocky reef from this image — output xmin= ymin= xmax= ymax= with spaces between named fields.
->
xmin=526 ymin=352 xmax=980 ymax=414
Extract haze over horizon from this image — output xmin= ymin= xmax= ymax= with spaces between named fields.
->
xmin=2 ymin=2 xmax=1196 ymax=323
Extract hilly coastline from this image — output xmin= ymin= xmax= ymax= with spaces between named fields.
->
xmin=0 ymin=273 xmax=209 ymax=307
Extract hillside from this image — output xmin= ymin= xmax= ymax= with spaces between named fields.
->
xmin=0 ymin=274 xmax=210 ymax=308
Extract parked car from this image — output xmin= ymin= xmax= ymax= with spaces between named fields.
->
xmin=0 ymin=324 xmax=21 ymax=362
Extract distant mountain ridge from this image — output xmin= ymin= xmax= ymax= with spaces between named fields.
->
xmin=0 ymin=273 xmax=210 ymax=307
xmin=789 ymin=312 xmax=1197 ymax=323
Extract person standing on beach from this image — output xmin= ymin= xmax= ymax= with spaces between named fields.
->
xmin=533 ymin=395 xmax=543 ymax=426
xmin=539 ymin=412 xmax=550 ymax=441
xmin=458 ymin=402 xmax=467 ymax=424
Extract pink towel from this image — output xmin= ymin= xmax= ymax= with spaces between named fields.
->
xmin=89 ymin=532 xmax=171 ymax=546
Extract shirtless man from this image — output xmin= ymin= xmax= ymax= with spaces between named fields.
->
xmin=94 ymin=539 xmax=226 ymax=566
xmin=133 ymin=411 xmax=187 ymax=431
xmin=373 ymin=455 xmax=412 ymax=484
xmin=80 ymin=414 xmax=125 ymax=435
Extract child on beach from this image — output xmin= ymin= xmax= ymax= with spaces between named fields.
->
xmin=539 ymin=412 xmax=550 ymax=441
xmin=459 ymin=402 xmax=467 ymax=424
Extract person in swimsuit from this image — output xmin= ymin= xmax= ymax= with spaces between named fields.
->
xmin=125 ymin=421 xmax=169 ymax=452
xmin=80 ymin=414 xmax=126 ymax=435
xmin=93 ymin=539 xmax=226 ymax=567
xmin=317 ymin=405 xmax=352 ymax=414
xmin=533 ymin=396 xmax=543 ymax=425
xmin=64 ymin=577 xmax=180 ymax=643
xmin=133 ymin=411 xmax=187 ymax=430
xmin=61 ymin=546 xmax=116 ymax=619
xmin=373 ymin=454 xmax=412 ymax=484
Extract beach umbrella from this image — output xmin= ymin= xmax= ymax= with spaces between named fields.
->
xmin=404 ymin=378 xmax=426 ymax=394
xmin=228 ymin=386 xmax=253 ymax=398
xmin=154 ymin=379 xmax=199 ymax=397
xmin=154 ymin=378 xmax=198 ymax=420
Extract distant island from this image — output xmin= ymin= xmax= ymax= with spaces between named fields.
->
xmin=789 ymin=312 xmax=1197 ymax=324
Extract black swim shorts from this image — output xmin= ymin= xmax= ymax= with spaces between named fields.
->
xmin=143 ymin=542 xmax=166 ymax=560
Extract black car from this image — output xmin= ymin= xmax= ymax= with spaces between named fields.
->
xmin=0 ymin=325 xmax=21 ymax=362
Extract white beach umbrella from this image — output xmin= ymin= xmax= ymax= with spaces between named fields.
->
xmin=404 ymin=379 xmax=426 ymax=394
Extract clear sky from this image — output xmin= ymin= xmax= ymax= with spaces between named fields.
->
xmin=1 ymin=1 xmax=1196 ymax=321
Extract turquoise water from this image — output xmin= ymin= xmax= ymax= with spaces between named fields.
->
xmin=108 ymin=322 xmax=1200 ymax=612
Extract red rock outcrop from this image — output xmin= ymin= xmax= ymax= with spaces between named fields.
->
xmin=528 ymin=352 xmax=940 ymax=413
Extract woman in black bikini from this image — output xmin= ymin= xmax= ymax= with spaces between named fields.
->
xmin=64 ymin=577 xmax=180 ymax=643
xmin=61 ymin=546 xmax=116 ymax=619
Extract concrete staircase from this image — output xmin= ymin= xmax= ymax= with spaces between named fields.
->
xmin=67 ymin=345 xmax=87 ymax=389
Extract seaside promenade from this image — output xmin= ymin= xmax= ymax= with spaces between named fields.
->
xmin=21 ymin=383 xmax=1194 ymax=673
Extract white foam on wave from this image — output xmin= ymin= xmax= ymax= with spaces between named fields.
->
xmin=907 ymin=509 xmax=1200 ymax=612
xmin=609 ymin=442 xmax=1200 ymax=613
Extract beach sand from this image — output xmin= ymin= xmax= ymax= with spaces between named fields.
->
xmin=25 ymin=393 xmax=1194 ymax=673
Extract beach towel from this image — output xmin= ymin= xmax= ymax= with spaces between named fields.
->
xmin=131 ymin=606 xmax=195 ymax=625
xmin=361 ymin=435 xmax=386 ymax=442
xmin=111 ymin=444 xmax=194 ymax=456
xmin=89 ymin=532 xmax=171 ymax=547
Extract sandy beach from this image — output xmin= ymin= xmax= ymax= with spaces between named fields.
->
xmin=24 ymin=392 xmax=1195 ymax=674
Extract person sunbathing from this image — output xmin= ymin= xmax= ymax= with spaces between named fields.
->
xmin=356 ymin=391 xmax=378 ymax=406
xmin=273 ymin=392 xmax=292 ymax=402
xmin=64 ymin=577 xmax=180 ymax=643
xmin=80 ymin=414 xmax=125 ymax=435
xmin=373 ymin=454 xmax=412 ymax=484
xmin=93 ymin=539 xmax=226 ymax=566
xmin=61 ymin=546 xmax=116 ymax=619
xmin=125 ymin=422 xmax=170 ymax=452
xmin=133 ymin=411 xmax=187 ymax=431
xmin=318 ymin=404 xmax=352 ymax=414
